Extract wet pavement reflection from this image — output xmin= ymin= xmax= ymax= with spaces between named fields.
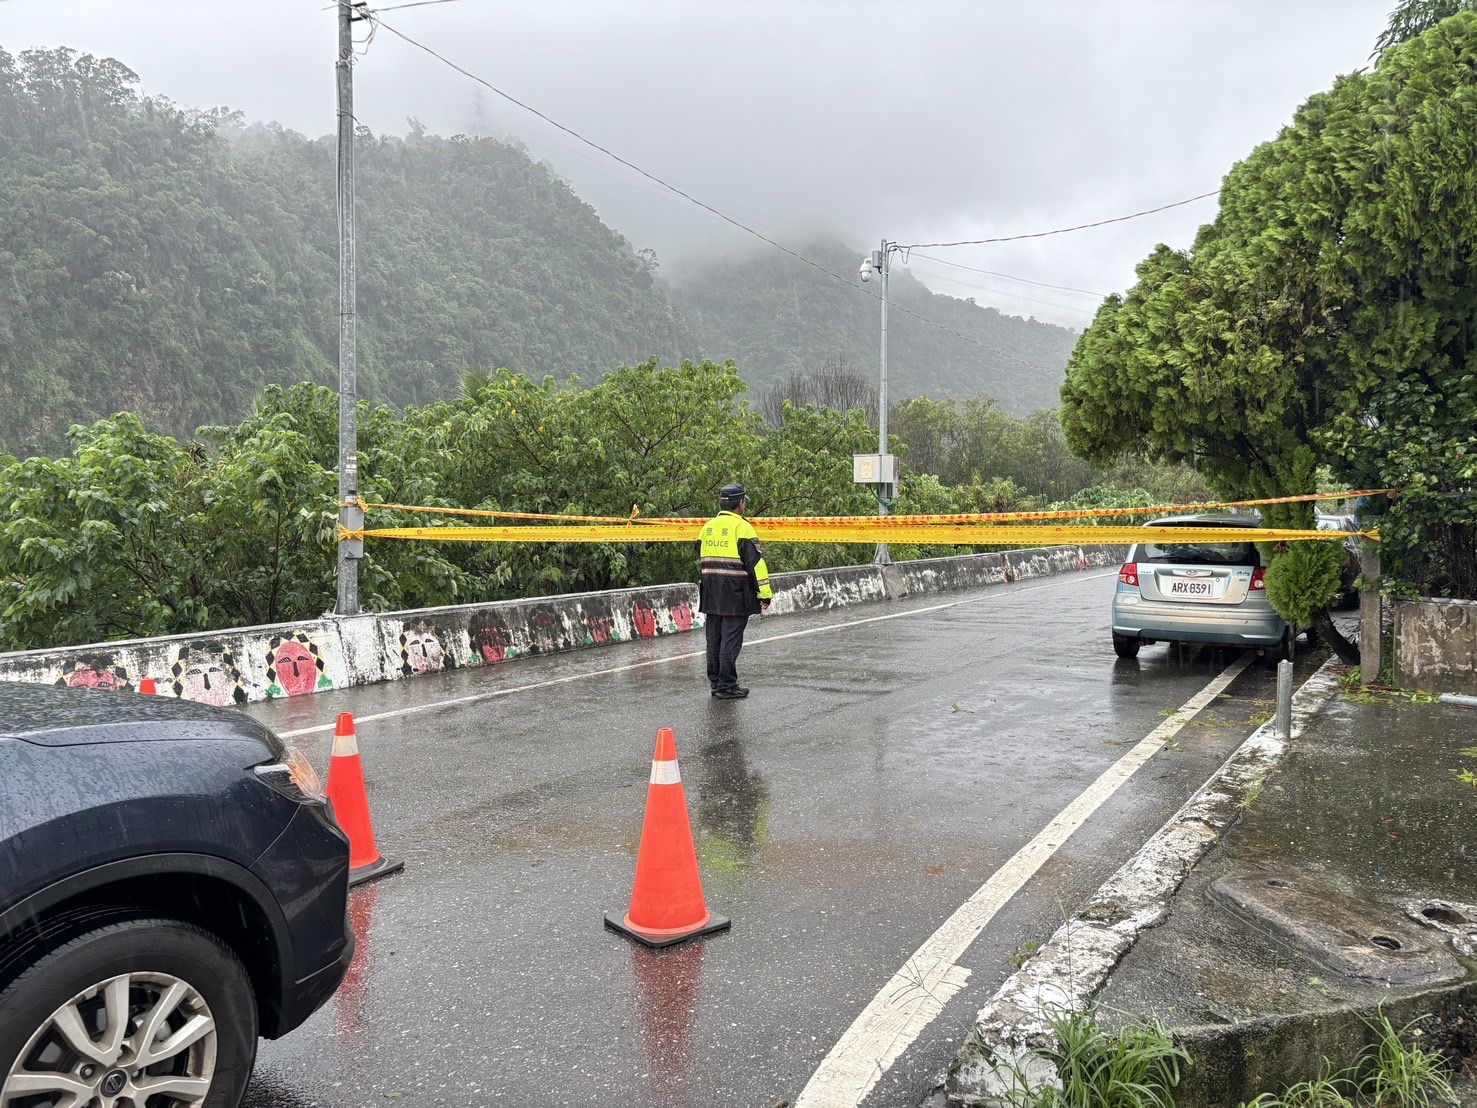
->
xmin=239 ymin=571 xmax=1292 ymax=1107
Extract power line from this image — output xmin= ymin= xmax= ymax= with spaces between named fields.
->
xmin=368 ymin=17 xmax=861 ymax=284
xmin=376 ymin=0 xmax=466 ymax=10
xmin=328 ymin=0 xmax=464 ymax=11
xmin=905 ymin=253 xmax=1108 ymax=298
xmin=365 ymin=11 xmax=1006 ymax=355
xmin=906 ymin=272 xmax=1098 ymax=319
xmin=902 ymin=190 xmax=1220 ymax=249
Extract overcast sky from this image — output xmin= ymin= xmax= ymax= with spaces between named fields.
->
xmin=6 ymin=0 xmax=1395 ymax=327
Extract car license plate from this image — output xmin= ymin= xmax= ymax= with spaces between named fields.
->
xmin=1167 ymin=579 xmax=1216 ymax=597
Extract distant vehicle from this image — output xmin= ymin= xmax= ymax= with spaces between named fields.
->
xmin=1316 ymin=509 xmax=1362 ymax=606
xmin=1110 ymin=514 xmax=1293 ymax=662
xmin=0 ymin=681 xmax=352 ymax=1108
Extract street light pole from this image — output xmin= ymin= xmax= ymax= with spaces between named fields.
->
xmin=860 ymin=240 xmax=897 ymax=565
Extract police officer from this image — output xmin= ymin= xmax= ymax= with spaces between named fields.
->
xmin=699 ymin=484 xmax=772 ymax=699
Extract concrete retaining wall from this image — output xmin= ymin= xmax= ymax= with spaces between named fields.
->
xmin=1393 ymin=597 xmax=1477 ymax=695
xmin=0 ymin=545 xmax=1123 ymax=707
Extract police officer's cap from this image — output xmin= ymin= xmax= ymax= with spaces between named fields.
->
xmin=719 ymin=483 xmax=746 ymax=509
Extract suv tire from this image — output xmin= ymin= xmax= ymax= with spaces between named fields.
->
xmin=0 ymin=917 xmax=258 ymax=1108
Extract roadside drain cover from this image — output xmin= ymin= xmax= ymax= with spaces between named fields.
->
xmin=1404 ymin=898 xmax=1477 ymax=956
xmin=1209 ymin=873 xmax=1465 ymax=987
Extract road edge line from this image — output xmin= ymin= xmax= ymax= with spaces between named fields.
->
xmin=944 ymin=654 xmax=1345 ymax=1105
xmin=793 ymin=654 xmax=1252 ymax=1108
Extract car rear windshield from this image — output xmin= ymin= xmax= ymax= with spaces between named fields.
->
xmin=1135 ymin=526 xmax=1260 ymax=567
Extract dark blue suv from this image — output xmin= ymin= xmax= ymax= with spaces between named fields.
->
xmin=0 ymin=681 xmax=353 ymax=1108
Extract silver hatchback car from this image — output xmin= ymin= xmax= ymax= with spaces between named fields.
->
xmin=1110 ymin=514 xmax=1292 ymax=661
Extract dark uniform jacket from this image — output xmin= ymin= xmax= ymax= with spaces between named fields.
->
xmin=698 ymin=510 xmax=773 ymax=616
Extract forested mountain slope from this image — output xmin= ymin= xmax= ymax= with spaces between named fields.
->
xmin=0 ymin=47 xmax=1081 ymax=455
xmin=0 ymin=48 xmax=690 ymax=454
xmin=671 ymin=242 xmax=1081 ymax=415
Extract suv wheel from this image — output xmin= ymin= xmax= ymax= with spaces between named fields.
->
xmin=0 ymin=917 xmax=257 ymax=1108
xmin=1112 ymin=632 xmax=1141 ymax=659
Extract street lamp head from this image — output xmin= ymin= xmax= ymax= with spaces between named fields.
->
xmin=859 ymin=258 xmax=873 ymax=283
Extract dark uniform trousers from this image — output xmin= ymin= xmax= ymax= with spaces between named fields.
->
xmin=705 ymin=613 xmax=749 ymax=692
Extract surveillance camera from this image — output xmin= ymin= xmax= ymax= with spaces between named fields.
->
xmin=859 ymin=260 xmax=873 ymax=283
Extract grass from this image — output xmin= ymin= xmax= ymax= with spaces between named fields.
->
xmin=1238 ymin=779 xmax=1265 ymax=811
xmin=1239 ymin=1060 xmax=1358 ymax=1106
xmin=1000 ymin=1007 xmax=1186 ymax=1108
xmin=1365 ymin=1012 xmax=1460 ymax=1107
xmin=1237 ymin=1013 xmax=1459 ymax=1108
xmin=995 ymin=1008 xmax=1459 ymax=1108
xmin=1007 ymin=941 xmax=1042 ymax=969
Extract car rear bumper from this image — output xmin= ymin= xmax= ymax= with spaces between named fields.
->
xmin=1111 ymin=592 xmax=1285 ymax=646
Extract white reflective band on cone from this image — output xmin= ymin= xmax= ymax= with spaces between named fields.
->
xmin=332 ymin=731 xmax=359 ymax=757
xmin=649 ymin=760 xmax=681 ymax=786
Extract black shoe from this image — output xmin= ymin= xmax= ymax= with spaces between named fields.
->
xmin=713 ymin=686 xmax=749 ymax=699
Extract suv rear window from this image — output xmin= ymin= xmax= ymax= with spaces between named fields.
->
xmin=1134 ymin=524 xmax=1260 ymax=567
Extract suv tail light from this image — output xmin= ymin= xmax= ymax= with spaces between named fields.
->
xmin=1118 ymin=562 xmax=1139 ymax=587
xmin=1250 ymin=566 xmax=1267 ymax=591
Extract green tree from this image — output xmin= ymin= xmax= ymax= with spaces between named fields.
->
xmin=1061 ymin=15 xmax=1477 ymax=659
xmin=1373 ymin=0 xmax=1477 ymax=55
xmin=0 ymin=47 xmax=692 ymax=456
xmin=0 ymin=415 xmax=195 ymax=648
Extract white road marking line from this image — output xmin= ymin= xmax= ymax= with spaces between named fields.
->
xmin=275 ymin=572 xmax=1115 ymax=739
xmin=793 ymin=652 xmax=1253 ymax=1108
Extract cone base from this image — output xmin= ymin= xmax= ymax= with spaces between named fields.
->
xmin=603 ymin=910 xmax=731 ymax=949
xmin=348 ymin=854 xmax=405 ymax=888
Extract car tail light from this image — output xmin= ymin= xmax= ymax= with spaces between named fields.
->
xmin=255 ymin=744 xmax=325 ymax=802
xmin=1250 ymin=566 xmax=1267 ymax=591
xmin=1118 ymin=562 xmax=1139 ymax=587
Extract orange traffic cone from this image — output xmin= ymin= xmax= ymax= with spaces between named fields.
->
xmin=326 ymin=713 xmax=404 ymax=887
xmin=137 ymin=678 xmax=158 ymax=695
xmin=605 ymin=727 xmax=730 ymax=948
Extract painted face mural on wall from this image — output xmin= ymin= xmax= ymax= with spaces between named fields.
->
xmin=55 ymin=656 xmax=130 ymax=692
xmin=171 ymin=643 xmax=247 ymax=707
xmin=265 ymin=633 xmax=332 ymax=698
xmin=631 ymin=600 xmax=658 ymax=639
xmin=468 ymin=613 xmax=509 ymax=665
xmin=529 ymin=606 xmax=559 ymax=654
xmin=400 ymin=620 xmax=449 ymax=676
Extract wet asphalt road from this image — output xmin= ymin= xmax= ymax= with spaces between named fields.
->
xmin=240 ymin=569 xmax=1313 ymax=1108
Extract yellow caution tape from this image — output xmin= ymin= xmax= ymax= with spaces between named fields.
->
xmin=342 ymin=500 xmax=673 ymax=525
xmin=341 ymin=523 xmax=1376 ymax=546
xmin=344 ymin=488 xmax=1394 ymax=528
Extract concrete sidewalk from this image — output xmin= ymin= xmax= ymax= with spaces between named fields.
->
xmin=948 ymin=659 xmax=1477 ymax=1106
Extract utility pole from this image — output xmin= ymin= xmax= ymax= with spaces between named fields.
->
xmin=335 ymin=1 xmax=366 ymax=614
xmin=875 ymin=237 xmax=892 ymax=565
xmin=858 ymin=240 xmax=899 ymax=565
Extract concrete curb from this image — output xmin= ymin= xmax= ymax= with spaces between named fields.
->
xmin=0 ymin=545 xmax=1122 ymax=709
xmin=945 ymin=655 xmax=1346 ymax=1106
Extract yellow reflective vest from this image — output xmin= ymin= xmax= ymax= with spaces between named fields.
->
xmin=698 ymin=510 xmax=772 ymax=615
